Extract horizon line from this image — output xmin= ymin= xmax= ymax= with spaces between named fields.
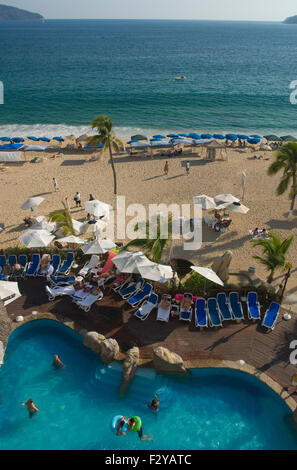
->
xmin=39 ymin=18 xmax=285 ymax=22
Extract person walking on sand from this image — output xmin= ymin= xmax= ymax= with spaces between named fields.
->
xmin=74 ymin=192 xmax=82 ymax=208
xmin=53 ymin=177 xmax=59 ymax=192
xmin=22 ymin=398 xmax=39 ymax=418
xmin=164 ymin=161 xmax=169 ymax=176
xmin=185 ymin=161 xmax=190 ymax=175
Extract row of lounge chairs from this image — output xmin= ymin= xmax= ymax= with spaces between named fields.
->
xmin=119 ymin=286 xmax=280 ymax=330
xmin=0 ymin=253 xmax=74 ymax=279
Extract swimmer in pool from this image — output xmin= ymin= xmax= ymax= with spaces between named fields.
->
xmin=148 ymin=394 xmax=159 ymax=413
xmin=116 ymin=416 xmax=128 ymax=436
xmin=22 ymin=398 xmax=39 ymax=418
xmin=53 ymin=354 xmax=65 ymax=370
xmin=127 ymin=417 xmax=154 ymax=441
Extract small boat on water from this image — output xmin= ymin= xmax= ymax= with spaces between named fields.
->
xmin=174 ymin=75 xmax=186 ymax=81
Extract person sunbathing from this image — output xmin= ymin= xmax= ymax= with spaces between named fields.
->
xmin=160 ymin=296 xmax=170 ymax=310
xmin=181 ymin=296 xmax=192 ymax=312
xmin=252 ymin=228 xmax=259 ymax=237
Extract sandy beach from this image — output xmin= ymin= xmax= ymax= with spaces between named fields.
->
xmin=0 ymin=144 xmax=296 ymax=292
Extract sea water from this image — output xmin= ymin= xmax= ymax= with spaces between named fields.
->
xmin=0 ymin=319 xmax=296 ymax=450
xmin=0 ymin=19 xmax=297 ymax=138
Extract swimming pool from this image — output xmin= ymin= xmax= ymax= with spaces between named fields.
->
xmin=0 ymin=319 xmax=296 ymax=450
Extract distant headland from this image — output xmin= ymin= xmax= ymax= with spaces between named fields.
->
xmin=283 ymin=15 xmax=297 ymax=24
xmin=0 ymin=4 xmax=44 ymax=20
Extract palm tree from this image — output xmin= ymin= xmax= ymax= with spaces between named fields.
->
xmin=268 ymin=142 xmax=297 ymax=211
xmin=49 ymin=201 xmax=75 ymax=236
xmin=252 ymin=232 xmax=293 ymax=283
xmin=124 ymin=215 xmax=173 ymax=264
xmin=87 ymin=115 xmax=122 ymax=198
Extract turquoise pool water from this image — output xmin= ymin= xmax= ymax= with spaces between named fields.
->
xmin=0 ymin=320 xmax=296 ymax=450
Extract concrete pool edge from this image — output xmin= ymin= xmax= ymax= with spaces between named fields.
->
xmin=4 ymin=311 xmax=297 ymax=415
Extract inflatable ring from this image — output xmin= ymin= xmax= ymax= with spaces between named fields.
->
xmin=130 ymin=416 xmax=142 ymax=433
xmin=111 ymin=415 xmax=128 ymax=435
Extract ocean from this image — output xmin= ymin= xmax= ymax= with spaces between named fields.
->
xmin=0 ymin=19 xmax=297 ymax=138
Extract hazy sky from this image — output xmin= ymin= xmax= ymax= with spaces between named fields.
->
xmin=3 ymin=0 xmax=297 ymax=21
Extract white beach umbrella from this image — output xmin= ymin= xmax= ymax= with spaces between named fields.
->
xmin=19 ymin=229 xmax=55 ymax=248
xmin=82 ymin=238 xmax=116 ymax=255
xmin=80 ymin=219 xmax=107 ymax=235
xmin=223 ymin=202 xmax=250 ymax=214
xmin=0 ymin=280 xmax=21 ymax=306
xmin=77 ymin=133 xmax=89 ymax=142
xmin=193 ymin=195 xmax=216 ymax=210
xmin=57 ymin=235 xmax=85 ymax=244
xmin=84 ymin=200 xmax=110 ymax=220
xmin=112 ymin=250 xmax=150 ymax=274
xmin=71 ymin=218 xmax=84 ymax=236
xmin=138 ymin=261 xmax=173 ymax=283
xmin=214 ymin=194 xmax=240 ymax=204
xmin=190 ymin=266 xmax=224 ymax=286
xmin=21 ymin=196 xmax=45 ymax=211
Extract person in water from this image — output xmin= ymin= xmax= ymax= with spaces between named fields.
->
xmin=53 ymin=354 xmax=65 ymax=370
xmin=127 ymin=417 xmax=154 ymax=441
xmin=148 ymin=394 xmax=159 ymax=413
xmin=22 ymin=398 xmax=39 ymax=418
xmin=116 ymin=416 xmax=128 ymax=436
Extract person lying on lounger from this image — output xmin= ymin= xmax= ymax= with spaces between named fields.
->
xmin=181 ymin=296 xmax=192 ymax=312
xmin=160 ymin=295 xmax=171 ymax=310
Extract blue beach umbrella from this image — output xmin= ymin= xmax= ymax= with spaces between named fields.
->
xmin=27 ymin=136 xmax=39 ymax=141
xmin=188 ymin=133 xmax=201 ymax=139
xmin=153 ymin=134 xmax=166 ymax=139
xmin=201 ymin=133 xmax=213 ymax=139
xmin=0 ymin=137 xmax=11 ymax=141
xmin=0 ymin=143 xmax=23 ymax=150
xmin=178 ymin=133 xmax=188 ymax=137
xmin=53 ymin=136 xmax=64 ymax=142
xmin=247 ymin=138 xmax=261 ymax=145
xmin=250 ymin=134 xmax=262 ymax=139
xmin=167 ymin=134 xmax=179 ymax=138
xmin=84 ymin=143 xmax=103 ymax=149
xmin=237 ymin=134 xmax=249 ymax=140
xmin=39 ymin=137 xmax=51 ymax=142
xmin=225 ymin=134 xmax=238 ymax=141
xmin=213 ymin=134 xmax=225 ymax=140
xmin=127 ymin=140 xmax=139 ymax=144
xmin=12 ymin=137 xmax=24 ymax=143
xmin=150 ymin=138 xmax=162 ymax=142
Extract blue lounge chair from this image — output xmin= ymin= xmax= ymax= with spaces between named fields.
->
xmin=179 ymin=293 xmax=193 ymax=321
xmin=207 ymin=298 xmax=222 ymax=327
xmin=0 ymin=255 xmax=7 ymax=271
xmin=262 ymin=302 xmax=280 ymax=330
xmin=134 ymin=293 xmax=158 ymax=320
xmin=217 ymin=293 xmax=233 ymax=321
xmin=157 ymin=294 xmax=172 ymax=322
xmin=49 ymin=275 xmax=76 ymax=286
xmin=229 ymin=292 xmax=244 ymax=320
xmin=18 ymin=255 xmax=28 ymax=276
xmin=195 ymin=298 xmax=207 ymax=328
xmin=58 ymin=252 xmax=74 ymax=275
xmin=119 ymin=278 xmax=144 ymax=299
xmin=26 ymin=254 xmax=40 ymax=276
xmin=127 ymin=283 xmax=153 ymax=307
xmin=247 ymin=291 xmax=261 ymax=320
xmin=8 ymin=255 xmax=17 ymax=269
xmin=52 ymin=254 xmax=61 ymax=275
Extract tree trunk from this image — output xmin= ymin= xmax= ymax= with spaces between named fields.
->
xmin=290 ymin=171 xmax=296 ymax=211
xmin=109 ymin=143 xmax=117 ymax=196
xmin=267 ymin=271 xmax=274 ymax=284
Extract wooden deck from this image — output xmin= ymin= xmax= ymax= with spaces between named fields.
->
xmin=6 ymin=278 xmax=297 ymax=399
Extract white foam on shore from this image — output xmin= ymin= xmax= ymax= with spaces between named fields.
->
xmin=0 ymin=123 xmax=296 ymax=140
